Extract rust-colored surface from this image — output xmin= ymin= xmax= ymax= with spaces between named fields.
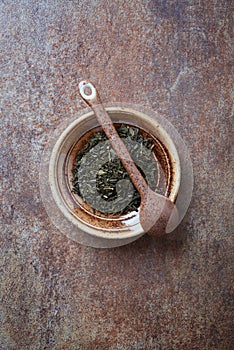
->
xmin=1 ymin=1 xmax=233 ymax=349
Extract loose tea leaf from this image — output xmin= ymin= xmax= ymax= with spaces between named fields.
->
xmin=72 ymin=124 xmax=158 ymax=215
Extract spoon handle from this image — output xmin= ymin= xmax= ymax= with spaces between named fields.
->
xmin=78 ymin=80 xmax=149 ymax=196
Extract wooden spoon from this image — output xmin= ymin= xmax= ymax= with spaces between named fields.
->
xmin=78 ymin=81 xmax=178 ymax=236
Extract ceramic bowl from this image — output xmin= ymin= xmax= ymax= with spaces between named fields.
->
xmin=49 ymin=106 xmax=181 ymax=241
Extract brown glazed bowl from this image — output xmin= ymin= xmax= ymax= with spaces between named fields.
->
xmin=49 ymin=106 xmax=181 ymax=242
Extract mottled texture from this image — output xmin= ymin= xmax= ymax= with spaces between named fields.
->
xmin=1 ymin=1 xmax=233 ymax=349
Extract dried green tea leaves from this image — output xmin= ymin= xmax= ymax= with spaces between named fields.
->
xmin=72 ymin=124 xmax=158 ymax=215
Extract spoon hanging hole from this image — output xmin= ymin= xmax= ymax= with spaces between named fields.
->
xmin=84 ymin=86 xmax=92 ymax=96
xmin=79 ymin=81 xmax=97 ymax=101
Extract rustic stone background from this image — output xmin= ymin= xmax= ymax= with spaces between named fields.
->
xmin=1 ymin=1 xmax=233 ymax=349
